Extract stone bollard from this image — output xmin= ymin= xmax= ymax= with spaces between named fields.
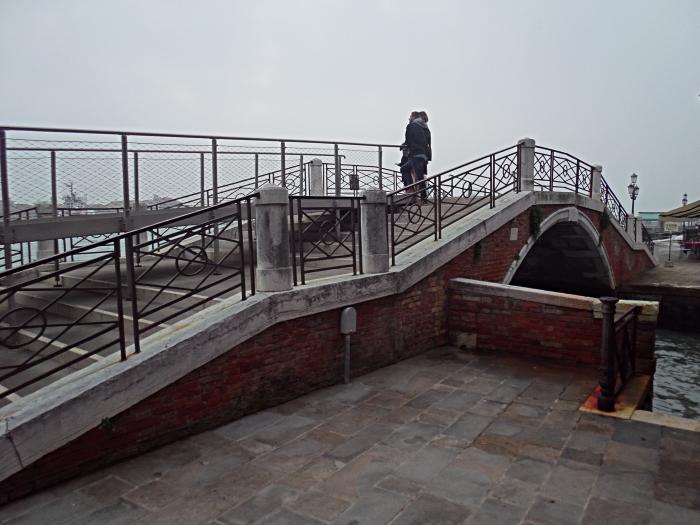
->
xmin=308 ymin=158 xmax=325 ymax=196
xmin=360 ymin=189 xmax=389 ymax=274
xmin=35 ymin=239 xmax=56 ymax=260
xmin=591 ymin=165 xmax=603 ymax=201
xmin=255 ymin=184 xmax=293 ymax=292
xmin=517 ymin=138 xmax=535 ymax=192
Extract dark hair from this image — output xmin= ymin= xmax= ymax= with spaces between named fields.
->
xmin=410 ymin=111 xmax=420 ymax=120
xmin=419 ymin=111 xmax=429 ymax=123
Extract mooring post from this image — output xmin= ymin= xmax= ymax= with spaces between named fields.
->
xmin=597 ymin=296 xmax=619 ymax=412
xmin=255 ymin=185 xmax=293 ymax=291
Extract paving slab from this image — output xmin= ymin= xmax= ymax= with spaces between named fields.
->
xmin=3 ymin=345 xmax=700 ymax=525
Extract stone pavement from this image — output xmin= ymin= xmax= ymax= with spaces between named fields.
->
xmin=1 ymin=346 xmax=699 ymax=525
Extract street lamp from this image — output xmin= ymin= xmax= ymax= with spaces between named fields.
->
xmin=627 ymin=173 xmax=640 ymax=216
xmin=682 ymin=193 xmax=688 ymax=207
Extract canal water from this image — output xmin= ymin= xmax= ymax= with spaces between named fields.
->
xmin=653 ymin=328 xmax=700 ymax=420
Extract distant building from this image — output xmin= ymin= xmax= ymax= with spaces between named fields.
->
xmin=638 ymin=211 xmax=664 ymax=237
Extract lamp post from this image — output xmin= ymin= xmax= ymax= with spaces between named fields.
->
xmin=682 ymin=193 xmax=688 ymax=207
xmin=627 ymin=173 xmax=639 ymax=216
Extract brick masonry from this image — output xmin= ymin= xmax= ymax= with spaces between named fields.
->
xmin=447 ymin=280 xmax=657 ymax=369
xmin=0 ymin=204 xmax=655 ymax=502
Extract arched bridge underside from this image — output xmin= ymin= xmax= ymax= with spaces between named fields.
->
xmin=506 ymin=208 xmax=616 ymax=297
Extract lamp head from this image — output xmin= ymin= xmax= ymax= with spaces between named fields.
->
xmin=630 ymin=173 xmax=638 ymax=185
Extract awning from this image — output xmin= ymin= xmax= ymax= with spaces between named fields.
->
xmin=659 ymin=198 xmax=700 ymax=219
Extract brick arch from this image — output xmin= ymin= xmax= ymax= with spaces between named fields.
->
xmin=502 ymin=206 xmax=616 ymax=291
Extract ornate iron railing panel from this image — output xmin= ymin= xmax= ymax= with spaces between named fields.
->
xmin=289 ymin=196 xmax=363 ymax=285
xmin=388 ymin=145 xmax=518 ymax=264
xmin=613 ymin=306 xmax=640 ymax=394
xmin=601 ymin=177 xmax=629 ymax=231
xmin=0 ymin=194 xmax=257 ymax=398
xmin=534 ymin=146 xmax=593 ymax=196
xmin=0 ymin=243 xmax=127 ymax=399
xmin=597 ymin=298 xmax=643 ymax=412
xmin=325 ymin=163 xmax=401 ymax=196
xmin=388 ymin=179 xmax=439 ymax=264
xmin=125 ymin=197 xmax=256 ymax=349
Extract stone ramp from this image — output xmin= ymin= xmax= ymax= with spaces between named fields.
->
xmin=1 ymin=346 xmax=698 ymax=524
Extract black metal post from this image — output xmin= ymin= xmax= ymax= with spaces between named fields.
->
xmin=299 ymin=154 xmax=304 ymax=195
xmin=334 ymin=143 xmax=341 ymax=197
xmin=50 ymin=151 xmax=60 ymax=285
xmin=113 ymin=240 xmax=128 ymax=361
xmin=246 ymin=197 xmax=255 ymax=294
xmin=549 ymin=150 xmax=554 ymax=191
xmin=489 ymin=154 xmax=495 ymax=208
xmin=575 ymin=159 xmax=580 ymax=195
xmin=378 ymin=146 xmax=383 ymax=190
xmin=124 ymin=234 xmax=141 ymax=354
xmin=1 ymin=130 xmax=12 ymax=271
xmin=199 ymin=152 xmax=205 ymax=206
xmin=212 ymin=139 xmax=220 ymax=268
xmin=121 ymin=135 xmax=130 ymax=224
xmin=280 ymin=141 xmax=286 ymax=188
xmin=254 ymin=153 xmax=259 ymax=189
xmin=597 ymin=296 xmax=619 ymax=412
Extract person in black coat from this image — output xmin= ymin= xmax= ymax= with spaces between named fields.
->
xmin=404 ymin=111 xmax=431 ymax=202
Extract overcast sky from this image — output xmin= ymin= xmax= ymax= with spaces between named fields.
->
xmin=1 ymin=0 xmax=698 ymax=211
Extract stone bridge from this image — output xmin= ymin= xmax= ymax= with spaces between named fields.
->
xmin=0 ymin=129 xmax=657 ymax=502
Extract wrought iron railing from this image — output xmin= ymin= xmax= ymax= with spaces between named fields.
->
xmin=597 ymin=297 xmax=642 ymax=412
xmin=388 ymin=145 xmax=519 ymax=264
xmin=289 ymin=196 xmax=363 ymax=285
xmin=534 ymin=146 xmax=593 ymax=196
xmin=600 ymin=177 xmax=629 ymax=231
xmin=0 ymin=193 xmax=257 ymax=399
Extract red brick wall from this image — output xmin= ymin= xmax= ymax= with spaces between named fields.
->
xmin=0 ymin=203 xmax=654 ymax=502
xmin=448 ymin=284 xmax=604 ymax=365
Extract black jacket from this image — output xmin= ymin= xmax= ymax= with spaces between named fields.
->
xmin=404 ymin=119 xmax=432 ymax=161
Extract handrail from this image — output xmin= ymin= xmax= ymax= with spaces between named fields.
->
xmin=0 ymin=194 xmax=259 ymax=279
xmin=0 ymin=125 xmax=402 ymax=149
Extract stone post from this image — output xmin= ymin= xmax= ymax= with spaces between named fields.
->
xmin=308 ymin=158 xmax=325 ymax=196
xmin=591 ymin=165 xmax=603 ymax=201
xmin=360 ymin=189 xmax=389 ymax=274
xmin=255 ymin=185 xmax=293 ymax=292
xmin=35 ymin=239 xmax=55 ymax=260
xmin=517 ymin=138 xmax=535 ymax=192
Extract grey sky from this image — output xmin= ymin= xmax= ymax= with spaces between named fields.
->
xmin=1 ymin=0 xmax=699 ymax=211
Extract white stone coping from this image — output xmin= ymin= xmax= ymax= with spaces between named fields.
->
xmin=449 ymin=278 xmax=659 ymax=322
xmin=0 ymin=190 xmax=655 ymax=483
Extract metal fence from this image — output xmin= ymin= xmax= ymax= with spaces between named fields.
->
xmin=0 ymin=194 xmax=256 ymax=399
xmin=597 ymin=297 xmax=642 ymax=412
xmin=388 ymin=145 xmax=519 ymax=264
xmin=289 ymin=196 xmax=363 ymax=285
xmin=534 ymin=146 xmax=593 ymax=196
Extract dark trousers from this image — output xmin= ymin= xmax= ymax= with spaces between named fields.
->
xmin=411 ymin=157 xmax=428 ymax=200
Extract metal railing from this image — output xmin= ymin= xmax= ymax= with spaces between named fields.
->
xmin=0 ymin=193 xmax=257 ymax=398
xmin=289 ymin=196 xmax=363 ymax=285
xmin=388 ymin=145 xmax=519 ymax=264
xmin=597 ymin=297 xmax=642 ymax=412
xmin=534 ymin=146 xmax=593 ymax=196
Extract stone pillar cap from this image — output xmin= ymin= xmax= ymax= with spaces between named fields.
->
xmin=518 ymin=137 xmax=536 ymax=146
xmin=360 ymin=189 xmax=387 ymax=204
xmin=256 ymin=184 xmax=288 ymax=205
